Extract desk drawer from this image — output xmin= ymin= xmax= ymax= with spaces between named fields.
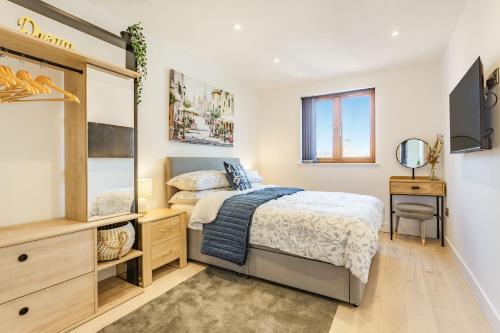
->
xmin=151 ymin=216 xmax=181 ymax=245
xmin=390 ymin=181 xmax=444 ymax=196
xmin=0 ymin=229 xmax=94 ymax=304
xmin=152 ymin=237 xmax=181 ymax=269
xmin=0 ymin=272 xmax=95 ymax=333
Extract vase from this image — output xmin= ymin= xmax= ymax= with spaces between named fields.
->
xmin=429 ymin=163 xmax=439 ymax=180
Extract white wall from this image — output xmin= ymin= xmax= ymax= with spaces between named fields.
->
xmin=259 ymin=61 xmax=444 ymax=235
xmin=441 ymin=0 xmax=500 ymax=330
xmin=0 ymin=63 xmax=64 ymax=226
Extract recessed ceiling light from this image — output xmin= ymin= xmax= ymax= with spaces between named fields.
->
xmin=274 ymin=58 xmax=280 ymax=63
xmin=233 ymin=24 xmax=242 ymax=31
xmin=391 ymin=30 xmax=400 ymax=37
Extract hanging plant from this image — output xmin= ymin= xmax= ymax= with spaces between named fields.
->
xmin=127 ymin=22 xmax=148 ymax=104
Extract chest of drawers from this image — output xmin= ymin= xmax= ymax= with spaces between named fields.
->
xmin=0 ymin=213 xmax=144 ymax=332
xmin=0 ymin=229 xmax=96 ymax=333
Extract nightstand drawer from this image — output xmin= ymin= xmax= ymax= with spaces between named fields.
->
xmin=151 ymin=237 xmax=181 ymax=269
xmin=0 ymin=230 xmax=94 ymax=304
xmin=151 ymin=216 xmax=181 ymax=245
xmin=390 ymin=181 xmax=445 ymax=196
xmin=0 ymin=272 xmax=95 ymax=333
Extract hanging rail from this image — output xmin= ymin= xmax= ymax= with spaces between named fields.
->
xmin=0 ymin=46 xmax=83 ymax=74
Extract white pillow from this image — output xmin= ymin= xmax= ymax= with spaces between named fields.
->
xmin=167 ymin=170 xmax=229 ymax=191
xmin=245 ymin=169 xmax=263 ymax=183
xmin=168 ymin=188 xmax=227 ymax=205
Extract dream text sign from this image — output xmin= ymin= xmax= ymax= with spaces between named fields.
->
xmin=17 ymin=16 xmax=74 ymax=50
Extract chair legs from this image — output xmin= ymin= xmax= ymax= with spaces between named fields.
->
xmin=394 ymin=215 xmax=429 ymax=246
xmin=420 ymin=220 xmax=426 ymax=246
xmin=394 ymin=215 xmax=400 ymax=238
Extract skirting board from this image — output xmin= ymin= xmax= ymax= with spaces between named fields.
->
xmin=446 ymin=236 xmax=500 ymax=332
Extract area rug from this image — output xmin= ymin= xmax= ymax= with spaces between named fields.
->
xmin=99 ymin=267 xmax=338 ymax=333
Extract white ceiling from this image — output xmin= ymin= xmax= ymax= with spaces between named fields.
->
xmin=90 ymin=0 xmax=468 ymax=90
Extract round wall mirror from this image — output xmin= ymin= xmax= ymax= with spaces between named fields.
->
xmin=396 ymin=138 xmax=429 ymax=170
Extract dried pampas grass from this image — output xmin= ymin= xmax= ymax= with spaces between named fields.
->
xmin=426 ymin=135 xmax=444 ymax=165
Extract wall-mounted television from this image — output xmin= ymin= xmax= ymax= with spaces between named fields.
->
xmin=449 ymin=57 xmax=492 ymax=153
xmin=88 ymin=122 xmax=134 ymax=158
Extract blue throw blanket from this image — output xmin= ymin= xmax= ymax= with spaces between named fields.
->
xmin=201 ymin=187 xmax=304 ymax=266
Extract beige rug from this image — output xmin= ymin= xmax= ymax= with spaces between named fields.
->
xmin=100 ymin=267 xmax=337 ymax=333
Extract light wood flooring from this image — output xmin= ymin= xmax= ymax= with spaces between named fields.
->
xmin=330 ymin=233 xmax=491 ymax=333
xmin=72 ymin=233 xmax=491 ymax=333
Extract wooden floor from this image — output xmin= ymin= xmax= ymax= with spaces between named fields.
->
xmin=330 ymin=233 xmax=491 ymax=333
xmin=72 ymin=233 xmax=491 ymax=333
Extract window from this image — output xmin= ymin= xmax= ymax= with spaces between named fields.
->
xmin=302 ymin=88 xmax=375 ymax=163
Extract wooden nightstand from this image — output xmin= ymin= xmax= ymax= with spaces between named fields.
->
xmin=138 ymin=208 xmax=187 ymax=287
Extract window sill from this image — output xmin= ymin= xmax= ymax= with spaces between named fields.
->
xmin=297 ymin=161 xmax=379 ymax=166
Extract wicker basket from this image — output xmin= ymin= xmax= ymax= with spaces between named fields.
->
xmin=97 ymin=222 xmax=135 ymax=262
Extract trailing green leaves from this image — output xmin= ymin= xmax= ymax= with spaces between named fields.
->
xmin=127 ymin=22 xmax=148 ymax=104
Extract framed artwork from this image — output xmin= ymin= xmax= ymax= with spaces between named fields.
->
xmin=169 ymin=69 xmax=234 ymax=147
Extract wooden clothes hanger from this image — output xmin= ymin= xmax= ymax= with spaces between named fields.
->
xmin=22 ymin=75 xmax=80 ymax=103
xmin=0 ymin=65 xmax=38 ymax=94
xmin=0 ymin=64 xmax=41 ymax=103
xmin=0 ymin=77 xmax=13 ymax=89
xmin=1 ymin=72 xmax=80 ymax=104
xmin=0 ymin=69 xmax=15 ymax=88
xmin=0 ymin=52 xmax=80 ymax=103
xmin=17 ymin=70 xmax=50 ymax=94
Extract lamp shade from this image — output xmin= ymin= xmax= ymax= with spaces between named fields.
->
xmin=138 ymin=178 xmax=153 ymax=198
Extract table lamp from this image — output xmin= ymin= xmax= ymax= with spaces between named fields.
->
xmin=138 ymin=178 xmax=152 ymax=214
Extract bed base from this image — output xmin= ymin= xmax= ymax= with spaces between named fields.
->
xmin=188 ymin=229 xmax=366 ymax=305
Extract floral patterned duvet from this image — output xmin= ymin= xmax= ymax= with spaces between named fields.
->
xmin=190 ymin=188 xmax=384 ymax=283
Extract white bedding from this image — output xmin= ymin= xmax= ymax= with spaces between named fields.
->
xmin=189 ymin=186 xmax=384 ymax=283
xmin=171 ymin=203 xmax=195 ymax=221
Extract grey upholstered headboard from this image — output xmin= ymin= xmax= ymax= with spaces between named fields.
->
xmin=164 ymin=157 xmax=240 ymax=204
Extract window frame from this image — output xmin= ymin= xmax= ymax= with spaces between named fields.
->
xmin=315 ymin=88 xmax=375 ymax=163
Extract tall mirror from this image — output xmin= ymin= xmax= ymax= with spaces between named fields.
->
xmin=396 ymin=138 xmax=429 ymax=178
xmin=87 ymin=66 xmax=136 ymax=221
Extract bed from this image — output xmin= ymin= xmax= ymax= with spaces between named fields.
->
xmin=165 ymin=157 xmax=383 ymax=305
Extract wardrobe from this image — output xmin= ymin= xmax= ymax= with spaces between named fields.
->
xmin=0 ymin=23 xmax=143 ymax=332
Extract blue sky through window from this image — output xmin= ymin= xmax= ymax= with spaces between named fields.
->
xmin=315 ymin=95 xmax=371 ymax=158
xmin=341 ymin=96 xmax=370 ymax=157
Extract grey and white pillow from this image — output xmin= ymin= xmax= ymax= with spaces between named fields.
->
xmin=167 ymin=170 xmax=230 ymax=191
xmin=224 ymin=161 xmax=252 ymax=191
xmin=168 ymin=188 xmax=228 ymax=205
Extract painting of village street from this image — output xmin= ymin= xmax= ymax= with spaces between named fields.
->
xmin=169 ymin=70 xmax=234 ymax=147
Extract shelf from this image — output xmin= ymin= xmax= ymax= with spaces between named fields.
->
xmin=87 ymin=213 xmax=143 ymax=227
xmin=97 ymin=249 xmax=143 ymax=271
xmin=0 ymin=213 xmax=142 ymax=248
xmin=0 ymin=24 xmax=140 ymax=78
xmin=97 ymin=277 xmax=143 ymax=315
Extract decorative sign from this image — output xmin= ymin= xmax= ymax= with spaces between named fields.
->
xmin=17 ymin=16 xmax=74 ymax=49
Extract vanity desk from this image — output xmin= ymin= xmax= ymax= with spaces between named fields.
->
xmin=389 ymin=176 xmax=446 ymax=246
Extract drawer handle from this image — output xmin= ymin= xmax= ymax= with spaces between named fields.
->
xmin=19 ymin=307 xmax=29 ymax=316
xmin=161 ymin=229 xmax=167 ymax=232
xmin=411 ymin=186 xmax=421 ymax=190
xmin=18 ymin=254 xmax=28 ymax=262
